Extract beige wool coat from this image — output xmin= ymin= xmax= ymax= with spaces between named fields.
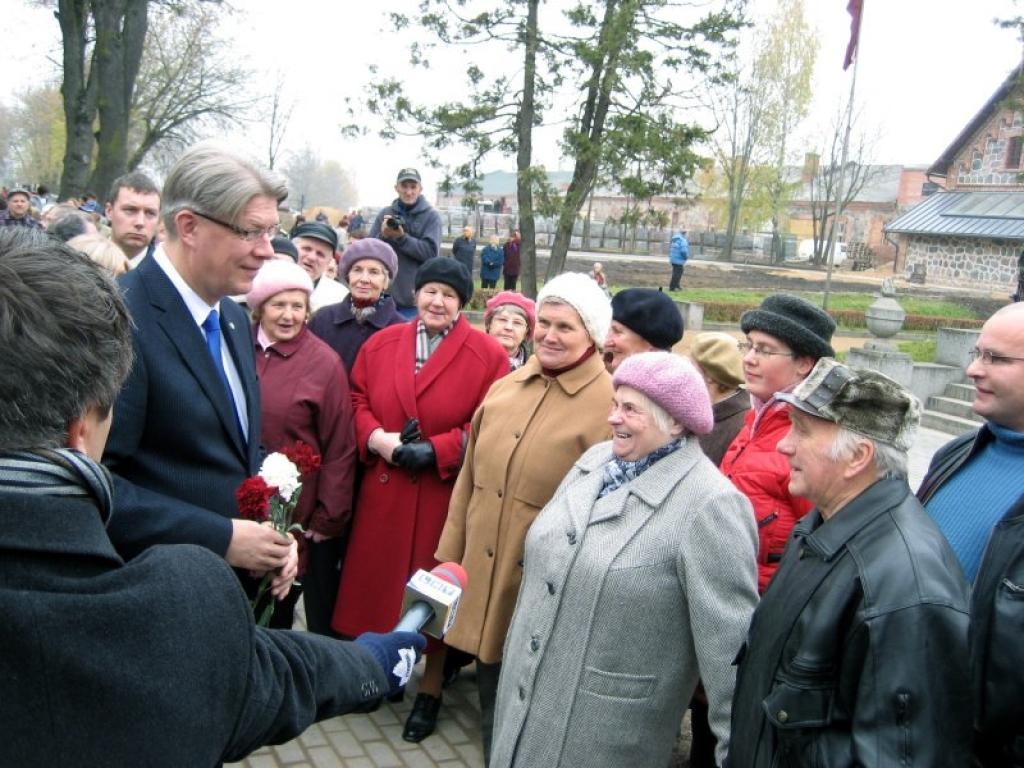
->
xmin=436 ymin=352 xmax=613 ymax=663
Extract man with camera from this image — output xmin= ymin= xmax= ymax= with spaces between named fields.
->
xmin=370 ymin=168 xmax=442 ymax=318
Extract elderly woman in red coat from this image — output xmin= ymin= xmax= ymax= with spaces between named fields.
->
xmin=332 ymin=258 xmax=508 ymax=743
xmin=246 ymin=260 xmax=357 ymax=634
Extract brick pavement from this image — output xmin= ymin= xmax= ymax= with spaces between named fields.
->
xmin=228 ymin=426 xmax=953 ymax=768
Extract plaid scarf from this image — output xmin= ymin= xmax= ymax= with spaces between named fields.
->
xmin=0 ymin=448 xmax=114 ymax=524
xmin=414 ymin=319 xmax=454 ymax=373
xmin=598 ymin=438 xmax=684 ymax=499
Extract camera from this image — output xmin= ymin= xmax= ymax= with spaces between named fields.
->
xmin=385 ymin=215 xmax=404 ymax=231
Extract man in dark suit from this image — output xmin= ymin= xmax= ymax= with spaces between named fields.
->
xmin=103 ymin=143 xmax=297 ymax=597
xmin=0 ymin=230 xmax=424 ymax=766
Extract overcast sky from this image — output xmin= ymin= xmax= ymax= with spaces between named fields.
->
xmin=2 ymin=0 xmax=1021 ymax=205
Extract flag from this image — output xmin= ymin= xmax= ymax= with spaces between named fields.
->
xmin=844 ymin=0 xmax=863 ymax=70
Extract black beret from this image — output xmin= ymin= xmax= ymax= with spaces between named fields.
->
xmin=415 ymin=257 xmax=474 ymax=306
xmin=271 ymin=236 xmax=298 ymax=262
xmin=611 ymin=288 xmax=684 ymax=350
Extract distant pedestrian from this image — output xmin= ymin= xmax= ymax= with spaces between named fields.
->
xmin=452 ymin=226 xmax=477 ymax=278
xmin=479 ymin=235 xmax=503 ymax=289
xmin=669 ymin=229 xmax=688 ymax=291
xmin=502 ymin=229 xmax=521 ymax=291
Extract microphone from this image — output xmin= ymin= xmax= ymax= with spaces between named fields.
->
xmin=394 ymin=561 xmax=468 ymax=639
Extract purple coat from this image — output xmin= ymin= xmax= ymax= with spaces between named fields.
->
xmin=308 ymin=294 xmax=406 ymax=374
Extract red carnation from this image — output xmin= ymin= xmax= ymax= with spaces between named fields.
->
xmin=235 ymin=476 xmax=275 ymax=521
xmin=282 ymin=441 xmax=321 ymax=477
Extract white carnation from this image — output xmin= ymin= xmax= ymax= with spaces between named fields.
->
xmin=259 ymin=453 xmax=301 ymax=502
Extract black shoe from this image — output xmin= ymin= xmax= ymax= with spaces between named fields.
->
xmin=402 ymin=693 xmax=441 ymax=742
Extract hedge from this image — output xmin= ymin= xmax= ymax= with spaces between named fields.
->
xmin=698 ymin=301 xmax=984 ymax=332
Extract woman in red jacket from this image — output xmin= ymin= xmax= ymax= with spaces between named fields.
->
xmin=332 ymin=258 xmax=508 ymax=742
xmin=246 ymin=260 xmax=357 ymax=634
xmin=719 ymin=294 xmax=836 ymax=593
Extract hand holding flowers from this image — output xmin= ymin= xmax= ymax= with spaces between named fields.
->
xmin=236 ymin=442 xmax=322 ymax=626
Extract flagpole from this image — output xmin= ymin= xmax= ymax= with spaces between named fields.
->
xmin=822 ymin=1 xmax=864 ymax=313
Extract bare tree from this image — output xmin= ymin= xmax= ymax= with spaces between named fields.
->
xmin=807 ymin=104 xmax=880 ymax=266
xmin=282 ymin=147 xmax=357 ymax=211
xmin=125 ymin=1 xmax=252 ymax=174
xmin=265 ymin=72 xmax=294 ymax=171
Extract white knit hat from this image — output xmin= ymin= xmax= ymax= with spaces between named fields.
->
xmin=536 ymin=272 xmax=612 ymax=349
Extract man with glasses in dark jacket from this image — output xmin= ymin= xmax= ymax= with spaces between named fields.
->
xmin=918 ymin=302 xmax=1024 ymax=767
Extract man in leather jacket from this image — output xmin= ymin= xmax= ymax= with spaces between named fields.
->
xmin=918 ymin=302 xmax=1024 ymax=767
xmin=728 ymin=359 xmax=971 ymax=767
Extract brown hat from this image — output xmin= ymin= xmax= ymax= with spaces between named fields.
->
xmin=690 ymin=332 xmax=745 ymax=390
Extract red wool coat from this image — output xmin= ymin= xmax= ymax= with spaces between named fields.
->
xmin=719 ymin=399 xmax=813 ymax=593
xmin=332 ymin=315 xmax=509 ymax=637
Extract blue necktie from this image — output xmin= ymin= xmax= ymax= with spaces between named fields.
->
xmin=202 ymin=309 xmax=245 ymax=444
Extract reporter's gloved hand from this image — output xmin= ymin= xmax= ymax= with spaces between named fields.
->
xmin=392 ymin=440 xmax=435 ymax=471
xmin=354 ymin=631 xmax=426 ymax=697
xmin=399 ymin=417 xmax=422 ymax=444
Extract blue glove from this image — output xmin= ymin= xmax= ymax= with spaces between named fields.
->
xmin=354 ymin=631 xmax=426 ymax=697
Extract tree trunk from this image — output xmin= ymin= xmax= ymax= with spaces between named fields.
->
xmin=89 ymin=0 xmax=149 ymax=200
xmin=516 ymin=0 xmax=540 ymax=298
xmin=57 ymin=0 xmax=98 ymax=199
xmin=546 ymin=0 xmax=632 ymax=279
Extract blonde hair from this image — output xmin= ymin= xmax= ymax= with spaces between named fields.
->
xmin=68 ymin=235 xmax=130 ymax=276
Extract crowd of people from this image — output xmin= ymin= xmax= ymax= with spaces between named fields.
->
xmin=1 ymin=145 xmax=1022 ymax=768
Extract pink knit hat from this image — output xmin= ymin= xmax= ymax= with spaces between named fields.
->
xmin=612 ymin=351 xmax=714 ymax=435
xmin=485 ymin=291 xmax=537 ymax=336
xmin=245 ymin=259 xmax=314 ymax=311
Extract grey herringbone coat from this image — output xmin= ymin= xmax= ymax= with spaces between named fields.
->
xmin=490 ymin=438 xmax=759 ymax=768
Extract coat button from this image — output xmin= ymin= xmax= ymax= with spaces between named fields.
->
xmin=514 ymin=431 xmax=522 ymax=439
xmin=486 ymin=547 xmax=494 ymax=557
xmin=379 ymin=472 xmax=389 ymax=483
xmin=497 ymin=489 xmax=503 ymax=498
xmin=518 ymin=686 xmax=526 ymax=700
xmin=530 ymin=635 xmax=540 ymax=652
xmin=777 ymin=710 xmax=788 ymax=724
xmin=566 ymin=530 xmax=577 ymax=545
xmin=546 ymin=582 xmax=555 ymax=595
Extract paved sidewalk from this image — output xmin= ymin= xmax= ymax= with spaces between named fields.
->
xmin=228 ymin=426 xmax=955 ymax=768
xmin=227 ymin=658 xmax=485 ymax=768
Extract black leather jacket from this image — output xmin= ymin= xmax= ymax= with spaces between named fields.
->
xmin=918 ymin=426 xmax=1024 ymax=767
xmin=728 ymin=478 xmax=972 ymax=767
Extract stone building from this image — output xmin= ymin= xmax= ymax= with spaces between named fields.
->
xmin=886 ymin=63 xmax=1024 ymax=292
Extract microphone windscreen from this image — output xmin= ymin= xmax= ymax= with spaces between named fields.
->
xmin=432 ymin=561 xmax=468 ymax=590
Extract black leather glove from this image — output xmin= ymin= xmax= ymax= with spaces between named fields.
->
xmin=400 ymin=417 xmax=422 ymax=444
xmin=392 ymin=440 xmax=435 ymax=471
xmin=354 ymin=631 xmax=426 ymax=697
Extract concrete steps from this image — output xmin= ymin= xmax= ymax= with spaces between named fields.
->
xmin=922 ymin=380 xmax=979 ymax=437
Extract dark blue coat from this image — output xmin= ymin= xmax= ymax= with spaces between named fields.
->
xmin=308 ymin=294 xmax=406 ymax=374
xmin=480 ymin=244 xmax=504 ymax=282
xmin=0 ymin=490 xmax=387 ymax=767
xmin=104 ymin=255 xmax=262 ymax=559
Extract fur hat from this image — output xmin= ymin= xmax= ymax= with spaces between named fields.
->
xmin=613 ymin=351 xmax=713 ymax=436
xmin=414 ymin=258 xmax=474 ymax=306
xmin=740 ymin=294 xmax=836 ymax=359
xmin=485 ymin=291 xmax=537 ymax=336
xmin=611 ymin=288 xmax=683 ymax=350
xmin=292 ymin=221 xmax=338 ymax=251
xmin=245 ymin=259 xmax=314 ymax=311
xmin=690 ymin=331 xmax=745 ymax=390
xmin=536 ymin=272 xmax=612 ymax=349
xmin=775 ymin=358 xmax=921 ymax=450
xmin=339 ymin=238 xmax=399 ymax=282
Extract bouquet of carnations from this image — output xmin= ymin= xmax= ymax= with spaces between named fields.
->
xmin=235 ymin=441 xmax=322 ymax=626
